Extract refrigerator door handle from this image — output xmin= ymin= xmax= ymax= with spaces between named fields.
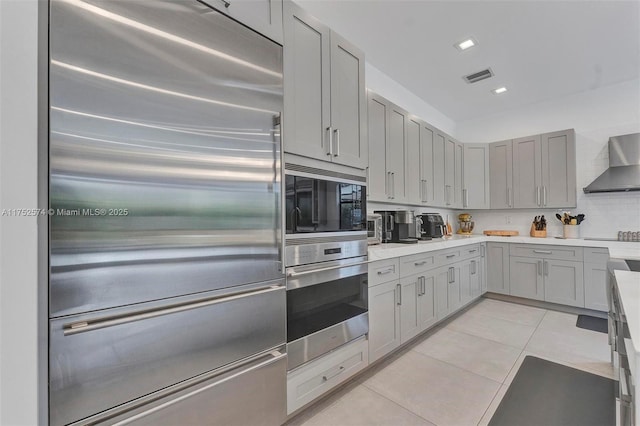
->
xmin=64 ymin=284 xmax=283 ymax=336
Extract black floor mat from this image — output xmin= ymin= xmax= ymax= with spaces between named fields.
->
xmin=489 ymin=356 xmax=615 ymax=426
xmin=576 ymin=314 xmax=608 ymax=334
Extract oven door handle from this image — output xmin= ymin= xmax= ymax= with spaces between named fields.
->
xmin=286 ymin=260 xmax=369 ymax=278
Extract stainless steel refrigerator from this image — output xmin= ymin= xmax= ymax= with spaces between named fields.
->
xmin=48 ymin=1 xmax=285 ymax=424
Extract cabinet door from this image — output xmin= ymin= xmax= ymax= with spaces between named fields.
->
xmin=489 ymin=140 xmax=513 ymax=209
xmin=544 ymin=259 xmax=584 ymax=308
xmin=512 ymin=135 xmax=542 ymax=208
xmin=420 ymin=124 xmax=434 ymax=205
xmin=216 ymin=0 xmax=283 ymax=44
xmin=463 ymin=144 xmax=490 ymax=209
xmin=541 ymin=129 xmax=576 ymax=208
xmin=480 ymin=246 xmax=487 ymax=294
xmin=367 ymin=93 xmax=389 ymax=201
xmin=454 ymin=141 xmax=464 ymax=208
xmin=368 ymin=280 xmax=401 ymax=363
xmin=432 ymin=133 xmax=446 ymax=207
xmin=447 ymin=266 xmax=461 ymax=313
xmin=584 ymin=262 xmax=608 ymax=311
xmin=283 ymin=3 xmax=331 ymax=160
xmin=444 ymin=137 xmax=456 ymax=207
xmin=418 ymin=273 xmax=437 ymax=331
xmin=387 ymin=105 xmax=407 ymax=203
xmin=435 ymin=267 xmax=450 ymax=320
xmin=329 ymin=32 xmax=366 ymax=169
xmin=459 ymin=260 xmax=472 ymax=305
xmin=487 ymin=242 xmax=510 ymax=294
xmin=406 ymin=117 xmax=422 ymax=205
xmin=469 ymin=259 xmax=482 ymax=299
xmin=400 ymin=275 xmax=420 ymax=343
xmin=509 ymin=256 xmax=544 ymax=301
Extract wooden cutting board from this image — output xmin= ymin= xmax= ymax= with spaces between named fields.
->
xmin=483 ymin=230 xmax=519 ymax=236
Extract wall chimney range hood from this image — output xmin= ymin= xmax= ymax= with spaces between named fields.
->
xmin=583 ymin=133 xmax=640 ymax=193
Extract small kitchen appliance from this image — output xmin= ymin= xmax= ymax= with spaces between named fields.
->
xmin=367 ymin=214 xmax=382 ymax=245
xmin=417 ymin=213 xmax=445 ymax=239
xmin=375 ymin=210 xmax=419 ymax=243
xmin=457 ymin=213 xmax=475 ymax=235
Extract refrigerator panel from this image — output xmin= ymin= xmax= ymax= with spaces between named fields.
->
xmin=49 ymin=282 xmax=286 ymax=426
xmin=49 ymin=0 xmax=284 ymax=316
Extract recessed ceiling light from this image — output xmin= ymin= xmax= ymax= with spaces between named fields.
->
xmin=455 ymin=38 xmax=476 ymax=51
xmin=492 ymin=87 xmax=508 ymax=94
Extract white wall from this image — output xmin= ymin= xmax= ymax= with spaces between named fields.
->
xmin=457 ymin=79 xmax=640 ymax=239
xmin=0 ymin=0 xmax=41 ymax=424
xmin=366 ymin=63 xmax=456 ymax=136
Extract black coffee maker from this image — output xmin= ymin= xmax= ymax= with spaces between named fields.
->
xmin=416 ymin=213 xmax=445 ymax=239
xmin=374 ymin=210 xmax=418 ymax=244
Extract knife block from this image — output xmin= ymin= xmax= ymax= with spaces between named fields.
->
xmin=530 ymin=223 xmax=547 ymax=238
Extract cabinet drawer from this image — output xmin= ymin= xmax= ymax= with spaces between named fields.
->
xmin=509 ymin=244 xmax=583 ymax=261
xmin=460 ymin=244 xmax=482 ymax=260
xmin=400 ymin=252 xmax=436 ymax=277
xmin=368 ymin=259 xmax=400 ymax=287
xmin=287 ymin=337 xmax=368 ymax=414
xmin=584 ymin=247 xmax=609 ymax=265
xmin=435 ymin=248 xmax=461 ymax=266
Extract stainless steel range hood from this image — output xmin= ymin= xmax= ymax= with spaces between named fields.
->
xmin=583 ymin=133 xmax=640 ymax=193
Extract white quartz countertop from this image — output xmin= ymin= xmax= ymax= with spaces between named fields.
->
xmin=368 ymin=234 xmax=640 ymax=261
xmin=614 ymin=270 xmax=640 ymax=380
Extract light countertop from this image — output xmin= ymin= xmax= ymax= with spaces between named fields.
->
xmin=614 ymin=270 xmax=640 ymax=381
xmin=368 ymin=234 xmax=640 ymax=261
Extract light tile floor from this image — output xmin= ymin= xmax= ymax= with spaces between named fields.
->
xmin=286 ymin=297 xmax=613 ymax=426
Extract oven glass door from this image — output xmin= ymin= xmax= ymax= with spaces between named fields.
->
xmin=286 ymin=272 xmax=367 ymax=343
xmin=285 ymin=175 xmax=365 ymax=234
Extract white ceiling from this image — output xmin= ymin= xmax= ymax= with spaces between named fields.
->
xmin=296 ymin=0 xmax=640 ymax=122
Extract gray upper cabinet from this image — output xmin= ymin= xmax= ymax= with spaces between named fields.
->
xmin=444 ymin=138 xmax=456 ymax=207
xmin=420 ymin=124 xmax=435 ymax=205
xmin=512 ymin=135 xmax=542 ymax=209
xmin=213 ymin=0 xmax=283 ymax=43
xmin=367 ymin=93 xmax=389 ymax=201
xmin=432 ymin=133 xmax=446 ymax=207
xmin=454 ymin=141 xmax=464 ymax=209
xmin=367 ymin=93 xmax=406 ymax=202
xmin=406 ymin=117 xmax=422 ymax=205
xmin=283 ymin=2 xmax=366 ymax=169
xmin=541 ymin=129 xmax=576 ymax=208
xmin=463 ymin=144 xmax=490 ymax=209
xmin=489 ymin=140 xmax=513 ymax=209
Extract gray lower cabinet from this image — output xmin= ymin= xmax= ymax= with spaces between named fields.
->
xmin=460 ymin=260 xmax=472 ymax=306
xmin=399 ymin=274 xmax=421 ymax=343
xmin=368 ymin=279 xmax=401 ymax=363
xmin=509 ymin=256 xmax=544 ymax=301
xmin=418 ymin=272 xmax=438 ymax=330
xmin=584 ymin=248 xmax=609 ymax=312
xmin=487 ymin=242 xmax=510 ymax=294
xmin=283 ymin=2 xmax=366 ymax=168
xmin=469 ymin=258 xmax=482 ymax=299
xmin=435 ymin=265 xmax=461 ymax=319
xmin=463 ymin=144 xmax=490 ymax=209
xmin=544 ymin=259 xmax=584 ymax=307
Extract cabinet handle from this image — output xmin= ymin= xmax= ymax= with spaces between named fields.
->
xmin=446 ymin=254 xmax=456 ymax=259
xmin=218 ymin=0 xmax=231 ymax=8
xmin=322 ymin=365 xmax=345 ymax=382
xmin=397 ymin=283 xmax=402 ymax=305
xmin=544 ymin=260 xmax=548 ymax=276
xmin=448 ymin=267 xmax=455 ymax=283
xmin=537 ymin=260 xmax=542 ymax=276
xmin=386 ymin=172 xmax=392 ymax=199
xmin=533 ymin=250 xmax=552 ymax=254
xmin=414 ymin=260 xmax=427 ymax=266
xmin=543 ymin=186 xmax=547 ymax=206
xmin=536 ymin=186 xmax=540 ymax=206
xmin=421 ymin=277 xmax=426 ymax=295
xmin=446 ymin=185 xmax=451 ymax=206
xmin=377 ymin=267 xmax=394 ymax=276
xmin=480 ymin=245 xmax=485 ymax=257
xmin=507 ymin=187 xmax=512 ymax=207
xmin=463 ymin=189 xmax=468 ymax=208
xmin=472 ymin=260 xmax=477 ymax=275
xmin=333 ymin=128 xmax=340 ymax=157
xmin=326 ymin=127 xmax=333 ymax=156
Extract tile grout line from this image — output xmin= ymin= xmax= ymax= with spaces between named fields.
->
xmin=359 ymin=381 xmax=439 ymax=426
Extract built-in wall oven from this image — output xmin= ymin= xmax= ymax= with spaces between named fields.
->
xmin=284 ymin=164 xmax=368 ymax=370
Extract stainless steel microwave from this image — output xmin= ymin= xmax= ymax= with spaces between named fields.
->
xmin=285 ymin=171 xmax=366 ymax=235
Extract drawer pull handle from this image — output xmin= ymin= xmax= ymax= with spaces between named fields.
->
xmin=446 ymin=254 xmax=456 ymax=258
xmin=468 ymin=249 xmax=477 ymax=253
xmin=377 ymin=268 xmax=394 ymax=275
xmin=322 ymin=366 xmax=345 ymax=382
xmin=533 ymin=250 xmax=552 ymax=254
xmin=414 ymin=261 xmax=427 ymax=266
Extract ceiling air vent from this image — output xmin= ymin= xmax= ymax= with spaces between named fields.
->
xmin=463 ymin=68 xmax=494 ymax=84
